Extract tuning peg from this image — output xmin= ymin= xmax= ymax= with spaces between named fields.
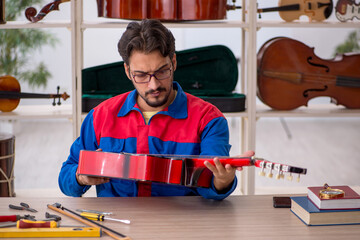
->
xmin=259 ymin=161 xmax=266 ymax=177
xmin=274 ymin=164 xmax=281 ymax=180
xmin=287 ymin=173 xmax=293 ymax=181
xmin=266 ymin=162 xmax=273 ymax=178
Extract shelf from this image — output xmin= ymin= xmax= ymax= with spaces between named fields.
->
xmin=81 ymin=20 xmax=247 ymax=29
xmin=256 ymin=104 xmax=360 ymax=118
xmin=224 ymin=111 xmax=248 ymax=118
xmin=0 ymin=104 xmax=72 ymax=120
xmin=257 ymin=20 xmax=360 ymax=28
xmin=0 ymin=20 xmax=71 ymax=29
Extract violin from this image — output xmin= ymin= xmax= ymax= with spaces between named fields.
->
xmin=77 ymin=150 xmax=307 ymax=188
xmin=335 ymin=0 xmax=360 ymax=22
xmin=0 ymin=75 xmax=70 ymax=112
xmin=257 ymin=37 xmax=360 ymax=110
xmin=258 ymin=0 xmax=333 ymax=22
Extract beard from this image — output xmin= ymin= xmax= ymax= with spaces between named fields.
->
xmin=135 ymin=81 xmax=173 ymax=108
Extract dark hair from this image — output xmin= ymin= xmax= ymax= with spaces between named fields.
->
xmin=118 ymin=19 xmax=176 ymax=65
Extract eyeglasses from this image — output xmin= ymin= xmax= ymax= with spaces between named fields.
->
xmin=130 ymin=68 xmax=172 ymax=84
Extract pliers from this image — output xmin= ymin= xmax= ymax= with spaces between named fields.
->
xmin=0 ymin=214 xmax=36 ymax=228
xmin=9 ymin=202 xmax=38 ymax=213
xmin=0 ymin=214 xmax=36 ymax=223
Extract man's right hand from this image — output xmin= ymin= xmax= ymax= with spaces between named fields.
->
xmin=76 ymin=174 xmax=110 ymax=186
xmin=76 ymin=147 xmax=109 ymax=186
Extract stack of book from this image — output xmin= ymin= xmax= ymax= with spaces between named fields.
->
xmin=290 ymin=185 xmax=360 ymax=226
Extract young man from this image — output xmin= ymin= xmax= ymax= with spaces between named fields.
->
xmin=59 ymin=19 xmax=254 ymax=200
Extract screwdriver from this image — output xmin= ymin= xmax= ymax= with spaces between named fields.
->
xmin=80 ymin=212 xmax=130 ymax=224
xmin=17 ymin=220 xmax=58 ymax=228
xmin=16 ymin=220 xmax=84 ymax=229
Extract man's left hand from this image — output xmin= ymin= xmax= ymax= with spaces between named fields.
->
xmin=204 ymin=150 xmax=255 ymax=192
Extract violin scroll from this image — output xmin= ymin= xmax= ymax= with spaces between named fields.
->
xmin=25 ymin=0 xmax=70 ymax=23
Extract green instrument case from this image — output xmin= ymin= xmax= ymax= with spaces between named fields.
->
xmin=82 ymin=45 xmax=245 ymax=112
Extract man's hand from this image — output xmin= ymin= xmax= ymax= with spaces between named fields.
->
xmin=76 ymin=148 xmax=109 ymax=186
xmin=204 ymin=150 xmax=255 ymax=192
xmin=76 ymin=174 xmax=110 ymax=186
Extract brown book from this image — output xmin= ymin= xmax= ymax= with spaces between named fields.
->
xmin=308 ymin=185 xmax=360 ymax=210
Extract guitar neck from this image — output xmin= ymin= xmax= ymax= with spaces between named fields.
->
xmin=210 ymin=157 xmax=307 ymax=175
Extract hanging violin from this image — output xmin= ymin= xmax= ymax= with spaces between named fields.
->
xmin=268 ymin=0 xmax=333 ymax=22
xmin=257 ymin=37 xmax=360 ymax=110
xmin=0 ymin=75 xmax=70 ymax=112
xmin=77 ymin=150 xmax=307 ymax=188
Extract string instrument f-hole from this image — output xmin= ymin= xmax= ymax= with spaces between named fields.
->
xmin=257 ymin=37 xmax=360 ymax=110
xmin=0 ymin=75 xmax=70 ymax=112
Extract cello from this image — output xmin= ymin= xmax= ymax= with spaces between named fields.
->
xmin=257 ymin=37 xmax=360 ymax=110
xmin=0 ymin=75 xmax=70 ymax=112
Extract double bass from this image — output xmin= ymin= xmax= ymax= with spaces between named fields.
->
xmin=257 ymin=37 xmax=360 ymax=110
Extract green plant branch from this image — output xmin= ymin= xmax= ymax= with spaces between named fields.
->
xmin=0 ymin=0 xmax=58 ymax=88
xmin=333 ymin=30 xmax=360 ymax=56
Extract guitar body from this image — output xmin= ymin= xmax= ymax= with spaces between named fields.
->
xmin=278 ymin=0 xmax=333 ymax=22
xmin=335 ymin=0 xmax=360 ymax=22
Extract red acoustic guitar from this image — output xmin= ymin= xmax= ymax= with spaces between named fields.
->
xmin=77 ymin=150 xmax=307 ymax=188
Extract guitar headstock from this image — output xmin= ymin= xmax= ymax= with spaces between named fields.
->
xmin=253 ymin=158 xmax=307 ymax=182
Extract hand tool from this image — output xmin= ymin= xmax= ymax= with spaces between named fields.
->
xmin=80 ymin=212 xmax=130 ymax=224
xmin=48 ymin=203 xmax=131 ymax=240
xmin=17 ymin=219 xmax=58 ymax=228
xmin=0 ymin=227 xmax=101 ymax=238
xmin=76 ymin=209 xmax=113 ymax=215
xmin=16 ymin=219 xmax=85 ymax=229
xmin=0 ymin=214 xmax=35 ymax=222
xmin=45 ymin=212 xmax=62 ymax=222
xmin=9 ymin=202 xmax=37 ymax=212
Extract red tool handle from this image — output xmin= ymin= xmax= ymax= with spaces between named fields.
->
xmin=0 ymin=215 xmax=19 ymax=222
xmin=17 ymin=220 xmax=58 ymax=228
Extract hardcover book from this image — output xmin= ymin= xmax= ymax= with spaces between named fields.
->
xmin=290 ymin=196 xmax=360 ymax=226
xmin=308 ymin=185 xmax=360 ymax=210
